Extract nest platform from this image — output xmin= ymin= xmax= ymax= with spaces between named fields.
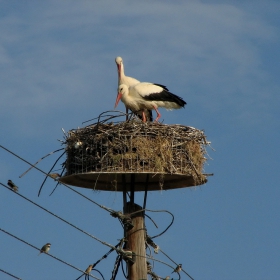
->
xmin=60 ymin=117 xmax=209 ymax=191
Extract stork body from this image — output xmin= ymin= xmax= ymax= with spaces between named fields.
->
xmin=115 ymin=83 xmax=186 ymax=122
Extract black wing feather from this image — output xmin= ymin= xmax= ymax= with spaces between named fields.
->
xmin=142 ymin=89 xmax=186 ymax=107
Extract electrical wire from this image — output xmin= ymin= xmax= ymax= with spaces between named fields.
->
xmin=0 ymin=145 xmax=114 ymax=215
xmin=2 ymin=180 xmax=123 ymax=279
xmin=120 ymin=258 xmax=127 ymax=279
xmin=49 ymin=166 xmax=66 ymax=196
xmin=129 ymin=208 xmax=174 ymax=238
xmin=122 ymin=251 xmax=176 ymax=274
xmin=0 ymin=182 xmax=121 ymax=254
xmin=1 ymin=139 xmax=194 ymax=279
xmin=0 ymin=228 xmax=100 ymax=280
xmin=91 ymin=269 xmax=104 ymax=280
xmin=111 ymin=255 xmax=121 ymax=280
xmin=19 ymin=148 xmax=64 ymax=178
xmin=37 ymin=151 xmax=65 ymax=196
xmin=75 ymin=268 xmax=104 ymax=280
xmin=0 ymin=268 xmax=22 ymax=280
xmin=159 ymin=248 xmax=194 ymax=280
xmin=91 ymin=243 xmax=120 ymax=270
xmin=145 ymin=213 xmax=158 ymax=228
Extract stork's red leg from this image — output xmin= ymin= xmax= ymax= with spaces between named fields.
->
xmin=142 ymin=111 xmax=147 ymax=123
xmin=153 ymin=107 xmax=161 ymax=122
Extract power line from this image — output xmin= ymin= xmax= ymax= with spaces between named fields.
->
xmin=0 ymin=144 xmax=114 ymax=214
xmin=159 ymin=248 xmax=194 ymax=280
xmin=0 ymin=227 xmax=100 ymax=280
xmin=134 ymin=252 xmax=175 ymax=271
xmin=0 ymin=268 xmax=22 ymax=280
xmin=0 ymin=144 xmax=194 ymax=279
xmin=37 ymin=150 xmax=66 ymax=196
xmin=130 ymin=208 xmax=174 ymax=238
xmin=1 ymin=215 xmax=175 ymax=279
xmin=0 ymin=182 xmax=120 ymax=254
xmin=76 ymin=241 xmax=121 ymax=280
xmin=1 ymin=175 xmax=186 ymax=278
xmin=1 ymin=182 xmax=128 ymax=279
xmin=19 ymin=148 xmax=64 ymax=178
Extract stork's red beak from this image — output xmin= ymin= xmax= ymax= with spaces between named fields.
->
xmin=114 ymin=92 xmax=122 ymax=108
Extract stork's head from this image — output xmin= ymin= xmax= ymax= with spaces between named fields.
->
xmin=115 ymin=56 xmax=122 ymax=65
xmin=115 ymin=84 xmax=128 ymax=108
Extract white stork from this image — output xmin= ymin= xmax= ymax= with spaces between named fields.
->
xmin=115 ymin=56 xmax=169 ymax=121
xmin=115 ymin=83 xmax=186 ymax=122
xmin=115 ymin=56 xmax=152 ymax=121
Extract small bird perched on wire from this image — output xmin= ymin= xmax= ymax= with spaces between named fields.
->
xmin=49 ymin=173 xmax=60 ymax=179
xmin=147 ymin=261 xmax=152 ymax=272
xmin=38 ymin=243 xmax=51 ymax=255
xmin=172 ymin=264 xmax=182 ymax=274
xmin=7 ymin=180 xmax=19 ymax=192
xmin=85 ymin=264 xmax=93 ymax=274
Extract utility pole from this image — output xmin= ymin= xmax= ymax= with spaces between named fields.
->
xmin=60 ymin=115 xmax=210 ymax=279
xmin=124 ymin=202 xmax=147 ymax=280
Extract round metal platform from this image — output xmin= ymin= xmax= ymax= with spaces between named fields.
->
xmin=59 ymin=172 xmax=207 ymax=192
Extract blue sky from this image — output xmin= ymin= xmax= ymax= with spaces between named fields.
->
xmin=0 ymin=1 xmax=279 ymax=279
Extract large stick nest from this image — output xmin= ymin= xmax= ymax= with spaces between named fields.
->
xmin=62 ymin=112 xmax=210 ymax=189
